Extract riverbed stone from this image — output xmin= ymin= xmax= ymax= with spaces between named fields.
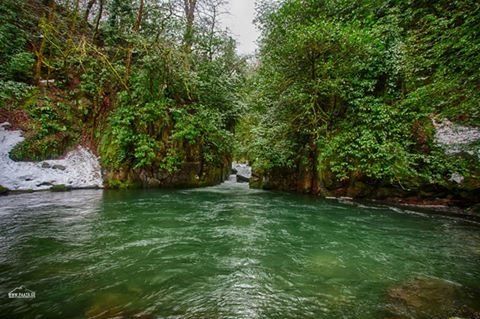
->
xmin=36 ymin=181 xmax=53 ymax=187
xmin=52 ymin=164 xmax=67 ymax=170
xmin=85 ymin=290 xmax=156 ymax=319
xmin=385 ymin=277 xmax=480 ymax=318
xmin=85 ymin=293 xmax=131 ymax=318
xmin=41 ymin=162 xmax=51 ymax=168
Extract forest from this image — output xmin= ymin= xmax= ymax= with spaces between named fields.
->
xmin=1 ymin=0 xmax=479 ymax=207
xmin=2 ymin=1 xmax=480 ymax=318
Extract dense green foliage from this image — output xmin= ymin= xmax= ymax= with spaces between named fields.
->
xmin=243 ymin=0 xmax=480 ymax=195
xmin=0 ymin=0 xmax=35 ymax=106
xmin=1 ymin=0 xmax=479 ymax=197
xmin=10 ymin=96 xmax=80 ymax=161
xmin=1 ymin=0 xmax=245 ymax=186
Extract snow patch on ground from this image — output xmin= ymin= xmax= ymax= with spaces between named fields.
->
xmin=0 ymin=122 xmax=103 ymax=191
xmin=433 ymin=118 xmax=480 ymax=156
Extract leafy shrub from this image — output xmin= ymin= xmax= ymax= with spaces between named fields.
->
xmin=9 ymin=96 xmax=79 ymax=161
xmin=6 ymin=52 xmax=34 ymax=81
xmin=0 ymin=80 xmax=33 ymax=107
xmin=100 ymin=91 xmax=170 ymax=170
xmin=10 ymin=132 xmax=76 ymax=161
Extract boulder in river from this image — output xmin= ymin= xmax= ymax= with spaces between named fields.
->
xmin=231 ymin=162 xmax=252 ymax=183
xmin=237 ymin=174 xmax=250 ymax=183
xmin=385 ymin=276 xmax=480 ymax=318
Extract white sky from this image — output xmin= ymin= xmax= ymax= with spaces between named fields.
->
xmin=221 ymin=0 xmax=259 ymax=55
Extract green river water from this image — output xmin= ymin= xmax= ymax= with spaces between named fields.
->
xmin=1 ymin=181 xmax=479 ymax=318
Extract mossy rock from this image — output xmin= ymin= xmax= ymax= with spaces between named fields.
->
xmin=249 ymin=170 xmax=264 ymax=189
xmin=0 ymin=185 xmax=10 ymax=195
xmin=467 ymin=204 xmax=480 ymax=215
xmin=50 ymin=184 xmax=71 ymax=192
xmin=386 ymin=277 xmax=480 ymax=318
xmin=462 ymin=175 xmax=480 ymax=192
xmin=103 ymin=169 xmax=140 ymax=189
xmin=346 ymin=181 xmax=373 ymax=198
xmin=104 ymin=179 xmax=137 ymax=189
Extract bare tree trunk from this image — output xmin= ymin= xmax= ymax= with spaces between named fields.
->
xmin=207 ymin=5 xmax=217 ymax=61
xmin=70 ymin=0 xmax=80 ymax=30
xmin=34 ymin=37 xmax=46 ymax=85
xmin=84 ymin=0 xmax=97 ymax=22
xmin=310 ymin=140 xmax=320 ymax=195
xmin=183 ymin=0 xmax=197 ymax=53
xmin=93 ymin=0 xmax=104 ymax=40
xmin=204 ymin=0 xmax=227 ymax=60
xmin=125 ymin=0 xmax=144 ymax=85
xmin=34 ymin=0 xmax=56 ymax=84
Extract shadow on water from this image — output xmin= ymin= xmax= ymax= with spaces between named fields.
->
xmin=0 ymin=184 xmax=480 ymax=318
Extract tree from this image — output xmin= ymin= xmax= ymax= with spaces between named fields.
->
xmin=183 ymin=0 xmax=197 ymax=52
xmin=124 ymin=0 xmax=144 ymax=85
xmin=248 ymin=0 xmax=478 ymax=195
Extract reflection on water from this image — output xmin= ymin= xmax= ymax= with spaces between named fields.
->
xmin=0 ymin=185 xmax=479 ymax=318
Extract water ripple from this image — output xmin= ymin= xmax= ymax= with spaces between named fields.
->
xmin=0 ymin=187 xmax=479 ymax=318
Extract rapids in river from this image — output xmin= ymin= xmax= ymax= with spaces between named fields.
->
xmin=1 ymin=181 xmax=479 ymax=318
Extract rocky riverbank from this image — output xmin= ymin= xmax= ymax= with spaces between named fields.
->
xmin=0 ymin=122 xmax=103 ymax=192
xmin=250 ymin=118 xmax=480 ymax=214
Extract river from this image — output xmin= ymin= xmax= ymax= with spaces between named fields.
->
xmin=1 ymin=180 xmax=479 ymax=318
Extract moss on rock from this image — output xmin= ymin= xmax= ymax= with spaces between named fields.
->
xmin=50 ymin=184 xmax=71 ymax=192
xmin=0 ymin=185 xmax=10 ymax=195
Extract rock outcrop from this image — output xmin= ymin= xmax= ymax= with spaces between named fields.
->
xmin=231 ymin=162 xmax=251 ymax=183
xmin=104 ymin=161 xmax=230 ymax=189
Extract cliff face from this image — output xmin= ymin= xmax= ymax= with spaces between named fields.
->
xmin=104 ymin=161 xmax=230 ymax=189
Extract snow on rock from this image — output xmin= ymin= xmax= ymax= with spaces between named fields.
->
xmin=0 ymin=122 xmax=103 ymax=191
xmin=449 ymin=172 xmax=464 ymax=184
xmin=433 ymin=118 xmax=480 ymax=156
xmin=232 ymin=162 xmax=252 ymax=179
